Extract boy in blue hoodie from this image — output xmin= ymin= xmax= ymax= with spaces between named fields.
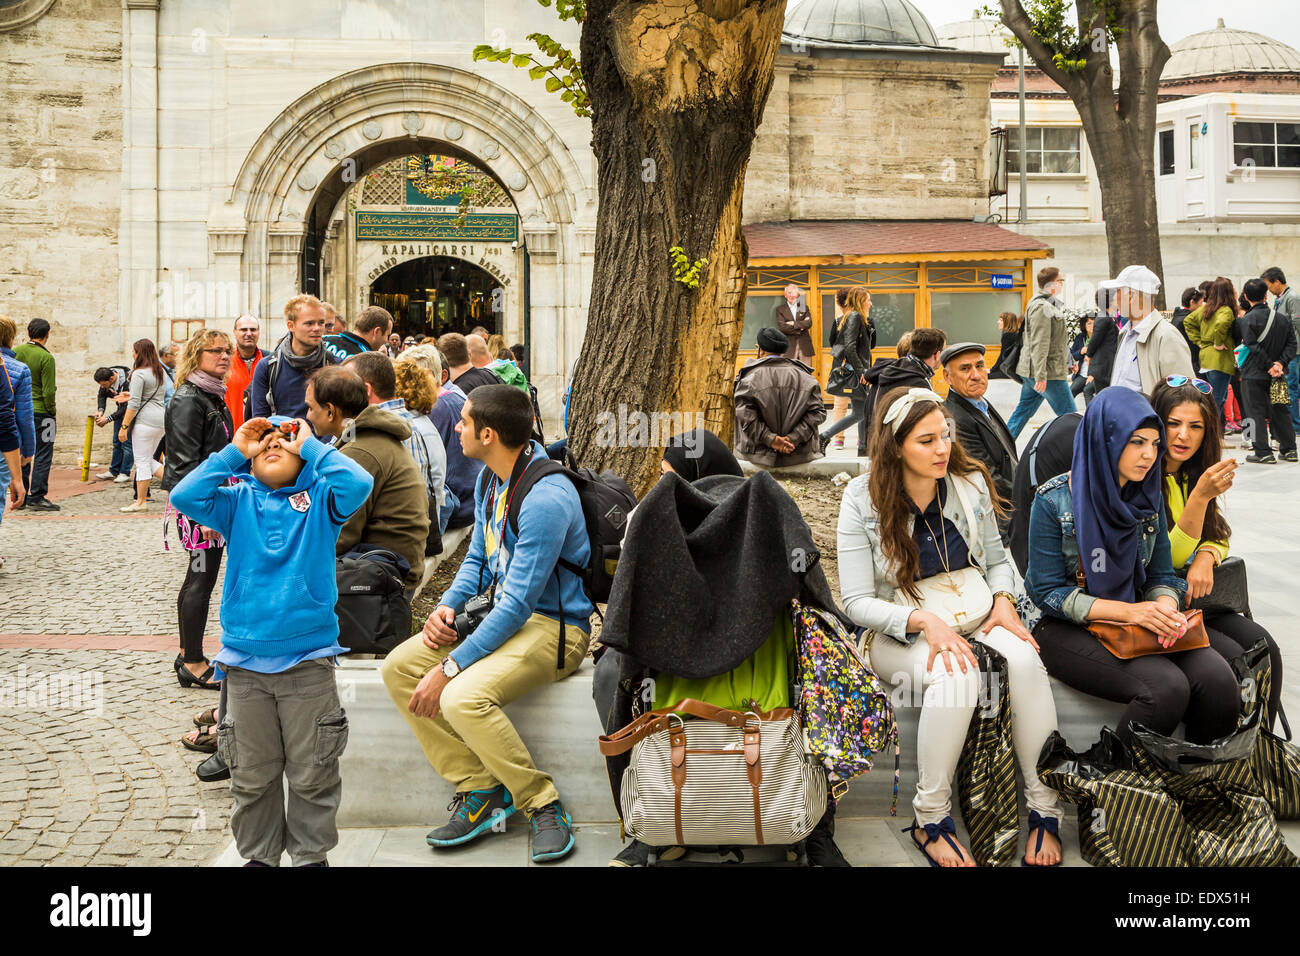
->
xmin=170 ymin=414 xmax=372 ymax=867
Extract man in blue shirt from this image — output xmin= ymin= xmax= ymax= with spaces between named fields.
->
xmin=382 ymin=384 xmax=592 ymax=863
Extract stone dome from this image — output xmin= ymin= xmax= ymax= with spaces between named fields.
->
xmin=937 ymin=11 xmax=1014 ymax=62
xmin=1164 ymin=18 xmax=1300 ymax=80
xmin=783 ymin=0 xmax=940 ymax=48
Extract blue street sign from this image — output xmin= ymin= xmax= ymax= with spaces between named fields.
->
xmin=991 ymin=274 xmax=1014 ymax=290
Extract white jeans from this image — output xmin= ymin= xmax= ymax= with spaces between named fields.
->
xmin=869 ymin=624 xmax=1062 ymax=825
xmin=130 ymin=423 xmax=164 ymax=481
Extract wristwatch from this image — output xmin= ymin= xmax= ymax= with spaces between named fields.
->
xmin=442 ymin=656 xmax=460 ymax=679
xmin=993 ymin=591 xmax=1016 ymax=607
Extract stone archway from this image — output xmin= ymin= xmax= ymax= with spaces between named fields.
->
xmin=205 ymin=61 xmax=593 ymax=421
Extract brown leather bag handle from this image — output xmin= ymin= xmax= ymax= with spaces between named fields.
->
xmin=597 ymin=698 xmax=794 ymax=756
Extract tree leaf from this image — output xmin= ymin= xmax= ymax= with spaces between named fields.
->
xmin=513 ymin=54 xmax=531 ymax=68
xmin=545 ymin=76 xmax=562 ymax=93
xmin=560 ymin=89 xmax=575 ymax=102
xmin=528 ymin=64 xmax=549 ymax=80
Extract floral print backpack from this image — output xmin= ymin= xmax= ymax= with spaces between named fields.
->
xmin=792 ymin=600 xmax=899 ymax=809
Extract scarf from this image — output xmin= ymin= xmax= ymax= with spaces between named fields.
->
xmin=1070 ymin=387 xmax=1165 ymax=603
xmin=186 ymin=369 xmax=226 ymax=397
xmin=277 ymin=332 xmax=327 ymax=371
xmin=662 ymin=428 xmax=743 ymax=482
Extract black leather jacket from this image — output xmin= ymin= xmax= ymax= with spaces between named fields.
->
xmin=162 ymin=383 xmax=233 ymax=491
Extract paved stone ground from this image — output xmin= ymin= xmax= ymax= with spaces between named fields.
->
xmin=2 ymin=380 xmax=1299 ymax=867
xmin=1 ymin=476 xmax=229 ymax=865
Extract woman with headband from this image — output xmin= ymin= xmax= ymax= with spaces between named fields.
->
xmin=837 ymin=386 xmax=1063 ymax=868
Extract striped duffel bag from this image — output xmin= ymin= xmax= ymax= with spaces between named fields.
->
xmin=598 ymin=698 xmax=827 ymax=847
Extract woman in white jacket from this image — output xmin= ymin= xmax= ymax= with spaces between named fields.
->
xmin=837 ymin=387 xmax=1062 ymax=867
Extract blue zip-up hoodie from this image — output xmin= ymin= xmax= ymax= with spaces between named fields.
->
xmin=440 ymin=440 xmax=592 ymax=670
xmin=1 ymin=347 xmax=34 ymax=459
xmin=169 ymin=433 xmax=373 ymax=657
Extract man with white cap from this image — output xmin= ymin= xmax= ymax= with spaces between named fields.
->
xmin=1101 ymin=264 xmax=1194 ymax=395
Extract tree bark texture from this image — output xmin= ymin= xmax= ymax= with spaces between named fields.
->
xmin=1000 ymin=1 xmax=1170 ymax=305
xmin=569 ymin=0 xmax=786 ymax=495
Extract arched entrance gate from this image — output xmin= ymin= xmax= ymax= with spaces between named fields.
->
xmin=194 ymin=61 xmax=593 ymax=422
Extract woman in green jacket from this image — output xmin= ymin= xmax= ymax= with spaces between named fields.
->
xmin=1198 ymin=277 xmax=1239 ymax=412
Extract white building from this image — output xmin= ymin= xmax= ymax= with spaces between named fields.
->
xmin=939 ymin=15 xmax=1300 ymax=306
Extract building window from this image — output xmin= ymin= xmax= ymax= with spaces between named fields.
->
xmin=1189 ymin=122 xmax=1202 ymax=172
xmin=1158 ymin=129 xmax=1175 ymax=176
xmin=1233 ymin=121 xmax=1300 ymax=169
xmin=1007 ymin=126 xmax=1082 ymax=174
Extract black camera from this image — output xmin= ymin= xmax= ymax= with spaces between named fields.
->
xmin=454 ymin=591 xmax=495 ymax=640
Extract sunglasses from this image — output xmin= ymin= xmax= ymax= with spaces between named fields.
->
xmin=1165 ymin=375 xmax=1212 ymax=394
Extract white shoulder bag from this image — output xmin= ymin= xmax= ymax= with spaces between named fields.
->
xmin=891 ymin=476 xmax=993 ymax=636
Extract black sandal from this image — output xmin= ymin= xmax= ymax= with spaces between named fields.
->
xmin=902 ymin=816 xmax=970 ymax=868
xmin=181 ymin=727 xmax=217 ymax=754
xmin=175 ymin=654 xmax=220 ymax=690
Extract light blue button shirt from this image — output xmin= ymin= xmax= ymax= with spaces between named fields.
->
xmin=1112 ymin=315 xmax=1151 ymax=392
xmin=972 ymin=397 xmax=991 ymax=417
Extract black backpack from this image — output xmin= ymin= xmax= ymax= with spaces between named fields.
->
xmin=489 ymin=445 xmax=636 ymax=668
xmin=334 ymin=547 xmax=412 ymax=655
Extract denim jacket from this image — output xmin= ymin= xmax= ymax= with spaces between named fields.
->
xmin=837 ymin=469 xmax=1017 ymax=644
xmin=1025 ymin=473 xmax=1186 ymax=625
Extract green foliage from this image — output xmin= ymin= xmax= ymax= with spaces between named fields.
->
xmin=670 ymin=247 xmax=708 ymax=290
xmin=471 ymin=1 xmax=589 ymax=118
xmin=981 ymin=1 xmax=1125 ymax=73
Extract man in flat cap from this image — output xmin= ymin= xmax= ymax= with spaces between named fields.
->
xmin=733 ymin=327 xmax=826 ymax=468
xmin=943 ymin=341 xmax=1017 ymax=539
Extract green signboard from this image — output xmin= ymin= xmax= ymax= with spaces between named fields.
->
xmin=355 ymin=210 xmax=519 ymax=242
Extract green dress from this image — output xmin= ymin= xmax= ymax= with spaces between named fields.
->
xmin=650 ymin=610 xmax=792 ymax=713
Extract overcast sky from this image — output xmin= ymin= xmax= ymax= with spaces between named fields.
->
xmin=789 ymin=1 xmax=1300 ymax=52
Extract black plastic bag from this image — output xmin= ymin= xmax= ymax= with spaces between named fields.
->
xmin=1038 ymin=728 xmax=1193 ymax=867
xmin=1130 ymin=711 xmax=1297 ymax=867
xmin=1231 ymin=639 xmax=1300 ymax=819
xmin=956 ymin=644 xmax=1019 ymax=867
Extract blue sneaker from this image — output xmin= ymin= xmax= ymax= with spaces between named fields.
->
xmin=528 ymin=801 xmax=575 ymax=862
xmin=426 ymin=786 xmax=516 ymax=847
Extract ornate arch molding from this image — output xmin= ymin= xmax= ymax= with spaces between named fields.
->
xmin=222 ymin=60 xmax=585 ymax=234
xmin=0 ymin=0 xmax=58 ymax=32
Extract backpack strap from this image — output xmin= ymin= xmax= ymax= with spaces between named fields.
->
xmin=497 ymin=449 xmax=571 ymax=670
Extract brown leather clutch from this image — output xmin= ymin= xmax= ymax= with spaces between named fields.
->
xmin=1087 ymin=609 xmax=1209 ymax=660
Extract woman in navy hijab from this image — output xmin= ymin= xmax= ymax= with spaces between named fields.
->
xmin=1024 ymin=387 xmax=1238 ymax=744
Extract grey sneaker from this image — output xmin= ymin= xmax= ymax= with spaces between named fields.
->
xmin=1246 ymin=453 xmax=1278 ymax=464
xmin=426 ymin=785 xmax=515 ymax=848
xmin=528 ymin=801 xmax=575 ymax=862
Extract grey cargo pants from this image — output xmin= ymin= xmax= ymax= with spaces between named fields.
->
xmin=216 ymin=657 xmax=348 ymax=866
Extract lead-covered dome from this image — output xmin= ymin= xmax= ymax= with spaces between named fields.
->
xmin=1164 ymin=18 xmax=1300 ymax=81
xmin=938 ymin=11 xmax=1014 ymax=62
xmin=783 ymin=0 xmax=940 ymax=47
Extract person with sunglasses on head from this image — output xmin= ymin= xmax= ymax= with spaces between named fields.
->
xmin=838 ymin=386 xmax=1063 ymax=867
xmin=163 ymin=331 xmax=236 ymax=690
xmin=1150 ymin=377 xmax=1284 ymax=729
xmin=1025 ymin=387 xmax=1238 ymax=747
xmin=1236 ymin=277 xmax=1297 ymax=464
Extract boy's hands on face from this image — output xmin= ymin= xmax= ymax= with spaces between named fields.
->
xmin=233 ymin=417 xmax=276 ymax=460
xmin=277 ymin=418 xmax=312 ymax=456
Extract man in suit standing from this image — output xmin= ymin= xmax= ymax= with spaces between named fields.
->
xmin=942 ymin=342 xmax=1017 ymax=540
xmin=773 ymin=284 xmax=814 ymax=364
xmin=1084 ymin=309 xmax=1118 ymax=404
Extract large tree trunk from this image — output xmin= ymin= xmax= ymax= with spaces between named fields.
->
xmin=568 ymin=0 xmax=786 ymax=495
xmin=1001 ymin=0 xmax=1170 ymax=306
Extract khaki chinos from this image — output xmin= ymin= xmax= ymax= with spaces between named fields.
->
xmin=381 ymin=611 xmax=589 ymax=813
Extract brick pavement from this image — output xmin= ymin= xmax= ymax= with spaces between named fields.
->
xmin=1 ymin=483 xmax=229 ymax=865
